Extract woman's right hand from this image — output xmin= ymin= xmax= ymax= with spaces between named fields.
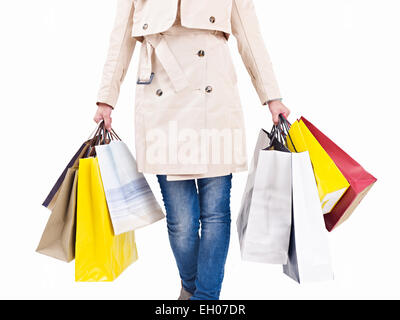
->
xmin=93 ymin=103 xmax=113 ymax=131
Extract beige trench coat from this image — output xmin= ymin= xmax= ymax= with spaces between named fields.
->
xmin=97 ymin=0 xmax=282 ymax=180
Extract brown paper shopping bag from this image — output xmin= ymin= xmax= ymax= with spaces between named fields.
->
xmin=36 ymin=167 xmax=78 ymax=262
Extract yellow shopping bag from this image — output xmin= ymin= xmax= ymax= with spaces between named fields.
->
xmin=75 ymin=157 xmax=138 ymax=282
xmin=287 ymin=119 xmax=350 ymax=214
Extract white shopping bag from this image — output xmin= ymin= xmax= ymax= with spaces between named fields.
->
xmin=237 ymin=130 xmax=292 ymax=264
xmin=237 ymin=129 xmax=271 ymax=242
xmin=283 ymin=151 xmax=334 ymax=283
xmin=95 ymin=140 xmax=165 ymax=235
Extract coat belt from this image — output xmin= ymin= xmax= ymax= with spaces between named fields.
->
xmin=137 ymin=34 xmax=189 ymax=92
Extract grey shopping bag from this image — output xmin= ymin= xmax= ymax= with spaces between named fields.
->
xmin=237 ymin=129 xmax=292 ymax=264
xmin=283 ymin=151 xmax=334 ymax=283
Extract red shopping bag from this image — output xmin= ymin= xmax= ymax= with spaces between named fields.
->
xmin=301 ymin=117 xmax=377 ymax=231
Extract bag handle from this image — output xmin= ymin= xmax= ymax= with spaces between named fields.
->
xmin=84 ymin=121 xmax=106 ymax=157
xmin=267 ymin=114 xmax=298 ymax=152
xmin=87 ymin=120 xmax=105 ymax=140
xmin=268 ymin=115 xmax=286 ymax=146
xmin=84 ymin=122 xmax=124 ymax=157
xmin=278 ymin=114 xmax=298 ymax=153
xmin=109 ymin=128 xmax=122 ymax=141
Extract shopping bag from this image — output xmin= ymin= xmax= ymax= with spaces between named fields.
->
xmin=95 ymin=140 xmax=165 ymax=235
xmin=237 ymin=129 xmax=292 ymax=264
xmin=301 ymin=117 xmax=377 ymax=231
xmin=75 ymin=157 xmax=138 ymax=282
xmin=36 ymin=167 xmax=78 ymax=262
xmin=287 ymin=119 xmax=350 ymax=214
xmin=237 ymin=129 xmax=271 ymax=244
xmin=283 ymin=151 xmax=334 ymax=283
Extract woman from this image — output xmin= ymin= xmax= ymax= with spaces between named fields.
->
xmin=94 ymin=0 xmax=290 ymax=300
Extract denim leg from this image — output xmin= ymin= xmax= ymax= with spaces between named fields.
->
xmin=156 ymin=175 xmax=200 ymax=294
xmin=190 ymin=174 xmax=233 ymax=300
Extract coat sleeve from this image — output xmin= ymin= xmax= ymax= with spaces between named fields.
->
xmin=96 ymin=0 xmax=137 ymax=109
xmin=231 ymin=0 xmax=282 ymax=105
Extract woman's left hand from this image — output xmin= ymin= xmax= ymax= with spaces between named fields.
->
xmin=267 ymin=100 xmax=291 ymax=124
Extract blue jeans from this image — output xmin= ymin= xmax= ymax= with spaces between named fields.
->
xmin=157 ymin=174 xmax=232 ymax=300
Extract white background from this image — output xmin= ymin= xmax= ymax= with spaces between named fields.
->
xmin=0 ymin=0 xmax=399 ymax=300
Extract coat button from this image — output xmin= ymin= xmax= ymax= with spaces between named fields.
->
xmin=209 ymin=16 xmax=216 ymax=23
xmin=143 ymin=23 xmax=148 ymax=30
xmin=156 ymin=89 xmax=163 ymax=96
xmin=205 ymin=86 xmax=213 ymax=93
xmin=197 ymin=50 xmax=205 ymax=57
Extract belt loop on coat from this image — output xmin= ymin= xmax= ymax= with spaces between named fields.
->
xmin=137 ymin=41 xmax=154 ymax=84
xmin=137 ymin=34 xmax=189 ymax=92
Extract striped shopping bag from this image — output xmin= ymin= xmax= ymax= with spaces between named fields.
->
xmin=95 ymin=138 xmax=164 ymax=235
